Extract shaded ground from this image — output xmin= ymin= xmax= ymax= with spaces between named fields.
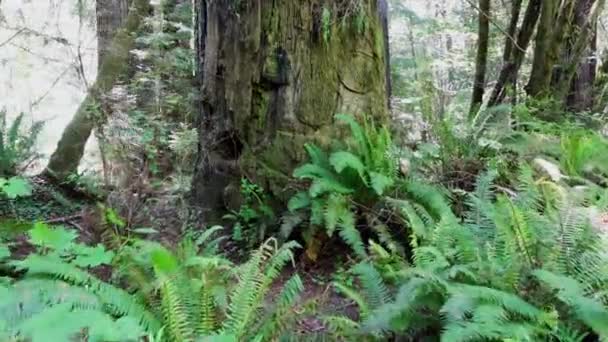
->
xmin=0 ymin=177 xmax=357 ymax=335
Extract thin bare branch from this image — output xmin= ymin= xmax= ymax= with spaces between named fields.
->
xmin=0 ymin=27 xmax=25 ymax=47
xmin=462 ymin=0 xmax=526 ymax=53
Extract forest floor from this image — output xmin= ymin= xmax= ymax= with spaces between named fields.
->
xmin=0 ymin=176 xmax=357 ymax=334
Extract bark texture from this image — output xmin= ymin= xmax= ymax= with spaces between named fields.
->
xmin=526 ymin=0 xmax=557 ymax=97
xmin=488 ymin=0 xmax=541 ymax=106
xmin=45 ymin=0 xmax=150 ymax=180
xmin=469 ymin=0 xmax=490 ymax=117
xmin=565 ymin=0 xmax=596 ymax=110
xmin=192 ymin=1 xmax=390 ymax=218
xmin=562 ymin=0 xmax=603 ymax=110
xmin=97 ymin=0 xmax=130 ymax=66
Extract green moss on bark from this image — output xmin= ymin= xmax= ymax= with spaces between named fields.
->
xmin=192 ymin=0 xmax=390 ymax=214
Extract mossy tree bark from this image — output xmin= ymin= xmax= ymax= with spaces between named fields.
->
xmin=192 ymin=0 xmax=391 ymax=218
xmin=526 ymin=0 xmax=557 ymax=97
xmin=559 ymin=0 xmax=605 ymax=110
xmin=564 ymin=0 xmax=597 ymax=111
xmin=489 ymin=0 xmax=603 ymax=114
xmin=97 ymin=0 xmax=130 ymax=66
xmin=44 ymin=0 xmax=151 ymax=181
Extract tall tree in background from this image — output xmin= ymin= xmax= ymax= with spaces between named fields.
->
xmin=469 ymin=0 xmax=490 ymax=117
xmin=488 ymin=0 xmax=541 ymax=107
xmin=485 ymin=0 xmax=605 ymax=114
xmin=527 ymin=0 xmax=605 ymax=110
xmin=526 ymin=0 xmax=558 ymax=97
xmin=566 ymin=0 xmax=598 ymax=111
xmin=45 ymin=0 xmax=149 ymax=181
xmin=97 ymin=0 xmax=130 ymax=66
xmin=192 ymin=0 xmax=391 ymax=218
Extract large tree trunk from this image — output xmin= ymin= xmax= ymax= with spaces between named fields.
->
xmin=526 ymin=0 xmax=557 ymax=97
xmin=566 ymin=0 xmax=599 ymax=111
xmin=97 ymin=0 xmax=130 ymax=66
xmin=469 ymin=0 xmax=490 ymax=118
xmin=44 ymin=0 xmax=149 ymax=181
xmin=192 ymin=1 xmax=391 ymax=219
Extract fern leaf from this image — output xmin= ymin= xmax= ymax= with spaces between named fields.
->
xmin=533 ymin=270 xmax=608 ymax=337
xmin=333 ymin=282 xmax=370 ymax=318
xmin=324 ymin=193 xmax=350 ymax=237
xmin=309 ymin=177 xmax=354 ymax=197
xmin=257 ymin=274 xmax=304 ymax=339
xmin=304 ymin=143 xmax=330 ymax=168
xmin=7 ymin=113 xmax=24 ymax=152
xmin=157 ymin=272 xmax=196 ymax=342
xmin=329 ymin=151 xmax=367 ymax=184
xmin=352 ymin=263 xmax=390 ymax=310
xmin=336 ymin=114 xmax=372 ymax=165
xmin=288 ymin=192 xmax=311 ymax=212
xmin=338 ymin=210 xmax=367 ymax=259
xmin=369 ymin=171 xmax=393 ymax=196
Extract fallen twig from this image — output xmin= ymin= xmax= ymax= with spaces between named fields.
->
xmin=46 ymin=214 xmax=82 ymax=224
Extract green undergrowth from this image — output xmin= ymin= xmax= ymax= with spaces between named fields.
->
xmin=1 ymin=111 xmax=608 ymax=341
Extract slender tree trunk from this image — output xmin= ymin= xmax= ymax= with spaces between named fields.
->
xmin=488 ymin=0 xmax=541 ymax=106
xmin=469 ymin=0 xmax=491 ymax=118
xmin=502 ymin=0 xmax=522 ymax=64
xmin=192 ymin=0 xmax=391 ymax=219
xmin=44 ymin=0 xmax=150 ymax=181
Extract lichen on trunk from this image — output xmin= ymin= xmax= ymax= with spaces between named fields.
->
xmin=192 ymin=0 xmax=390 ymax=219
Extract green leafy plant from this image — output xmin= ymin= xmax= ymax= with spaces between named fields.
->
xmin=285 ymin=114 xmax=454 ymax=262
xmin=116 ymin=234 xmax=303 ymax=341
xmin=0 ymin=224 xmax=150 ymax=342
xmin=328 ymin=167 xmax=608 ymax=341
xmin=0 ymin=110 xmax=44 ymax=177
xmin=285 ymin=114 xmax=397 ymax=260
xmin=0 ymin=176 xmax=32 ymax=199
xmin=223 ymin=178 xmax=276 ymax=249
xmin=0 ymin=222 xmax=305 ymax=342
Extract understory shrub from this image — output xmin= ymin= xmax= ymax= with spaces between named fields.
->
xmin=0 ymin=110 xmax=44 ymax=177
xmin=0 ymin=223 xmax=304 ymax=342
xmin=327 ymin=167 xmax=608 ymax=341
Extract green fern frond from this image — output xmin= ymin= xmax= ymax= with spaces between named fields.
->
xmin=7 ymin=113 xmax=24 ymax=150
xmin=222 ymin=242 xmax=267 ymax=336
xmin=288 ymin=192 xmax=311 ymax=212
xmin=263 ymin=240 xmax=300 ymax=282
xmin=12 ymin=254 xmax=161 ymax=332
xmin=324 ymin=193 xmax=350 ymax=236
xmin=158 ymin=272 xmax=197 ymax=342
xmin=309 ymin=177 xmax=354 ymax=198
xmin=399 ymin=179 xmax=454 ymax=221
xmin=369 ymin=172 xmax=393 ymax=196
xmin=256 ymin=274 xmax=304 ymax=339
xmin=333 ymin=281 xmax=371 ymax=318
xmin=533 ymin=269 xmax=608 ymax=337
xmin=323 ymin=315 xmax=361 ymax=338
xmin=338 ymin=211 xmax=367 ymax=259
xmin=336 ymin=114 xmax=372 ymax=165
xmin=352 ymin=263 xmax=390 ymax=310
xmin=330 ymin=151 xmax=367 ymax=184
xmin=303 ymin=143 xmax=331 ymax=169
xmin=15 ymin=303 xmax=144 ymax=342
xmin=362 ymin=277 xmax=436 ymax=334
xmin=447 ymin=284 xmax=544 ymax=321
